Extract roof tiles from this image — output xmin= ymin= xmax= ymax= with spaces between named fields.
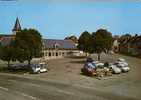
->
xmin=43 ymin=39 xmax=77 ymax=50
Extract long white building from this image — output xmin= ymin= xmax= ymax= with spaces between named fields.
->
xmin=42 ymin=39 xmax=79 ymax=59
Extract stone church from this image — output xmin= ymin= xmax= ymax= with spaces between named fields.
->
xmin=0 ymin=17 xmax=21 ymax=46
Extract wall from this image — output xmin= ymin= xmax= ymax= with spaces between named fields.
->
xmin=43 ymin=49 xmax=80 ymax=60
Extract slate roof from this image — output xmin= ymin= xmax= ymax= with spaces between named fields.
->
xmin=119 ymin=36 xmax=141 ymax=45
xmin=0 ymin=37 xmax=14 ymax=46
xmin=0 ymin=34 xmax=13 ymax=37
xmin=43 ymin=39 xmax=77 ymax=50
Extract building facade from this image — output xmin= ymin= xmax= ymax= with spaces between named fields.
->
xmin=42 ymin=39 xmax=79 ymax=59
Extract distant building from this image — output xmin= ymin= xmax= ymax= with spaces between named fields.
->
xmin=64 ymin=35 xmax=78 ymax=44
xmin=0 ymin=17 xmax=21 ymax=45
xmin=119 ymin=35 xmax=141 ymax=57
xmin=112 ymin=39 xmax=119 ymax=53
xmin=42 ymin=39 xmax=79 ymax=59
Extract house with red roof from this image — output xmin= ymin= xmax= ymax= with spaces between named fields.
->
xmin=119 ymin=35 xmax=141 ymax=57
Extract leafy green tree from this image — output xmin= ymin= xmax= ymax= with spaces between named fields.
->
xmin=0 ymin=46 xmax=16 ymax=67
xmin=92 ymin=29 xmax=113 ymax=60
xmin=15 ymin=29 xmax=42 ymax=66
xmin=119 ymin=33 xmax=132 ymax=43
xmin=121 ymin=33 xmax=132 ymax=38
xmin=65 ymin=35 xmax=78 ymax=43
xmin=78 ymin=31 xmax=93 ymax=56
xmin=14 ymin=47 xmax=27 ymax=63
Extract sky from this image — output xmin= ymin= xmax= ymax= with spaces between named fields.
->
xmin=0 ymin=0 xmax=141 ymax=39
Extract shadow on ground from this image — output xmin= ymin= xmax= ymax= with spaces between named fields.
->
xmin=69 ymin=60 xmax=85 ymax=64
xmin=0 ymin=67 xmax=30 ymax=75
xmin=66 ymin=56 xmax=86 ymax=59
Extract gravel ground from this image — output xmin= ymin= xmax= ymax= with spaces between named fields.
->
xmin=1 ymin=53 xmax=141 ymax=99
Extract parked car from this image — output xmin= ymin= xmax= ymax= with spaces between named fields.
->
xmin=118 ymin=65 xmax=130 ymax=72
xmin=81 ymin=61 xmax=96 ymax=76
xmin=115 ymin=59 xmax=130 ymax=72
xmin=30 ymin=63 xmax=47 ymax=74
xmin=118 ymin=58 xmax=126 ymax=62
xmin=95 ymin=62 xmax=104 ymax=68
xmin=9 ymin=63 xmax=28 ymax=70
xmin=92 ymin=61 xmax=104 ymax=68
xmin=109 ymin=64 xmax=121 ymax=74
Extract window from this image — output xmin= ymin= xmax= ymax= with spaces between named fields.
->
xmin=56 ymin=52 xmax=58 ymax=56
xmin=49 ymin=52 xmax=51 ymax=57
xmin=62 ymin=52 xmax=65 ymax=56
xmin=54 ymin=43 xmax=60 ymax=49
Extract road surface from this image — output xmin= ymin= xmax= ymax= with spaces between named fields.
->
xmin=0 ymin=74 xmax=140 ymax=100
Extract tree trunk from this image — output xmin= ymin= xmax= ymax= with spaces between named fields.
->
xmin=7 ymin=61 xmax=10 ymax=67
xmin=85 ymin=52 xmax=87 ymax=57
xmin=28 ymin=59 xmax=31 ymax=67
xmin=98 ymin=53 xmax=101 ymax=61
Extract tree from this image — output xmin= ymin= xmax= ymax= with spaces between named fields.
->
xmin=0 ymin=46 xmax=16 ymax=67
xmin=78 ymin=31 xmax=93 ymax=56
xmin=120 ymin=34 xmax=132 ymax=40
xmin=119 ymin=33 xmax=132 ymax=43
xmin=92 ymin=29 xmax=113 ymax=61
xmin=64 ymin=35 xmax=78 ymax=43
xmin=14 ymin=47 xmax=27 ymax=63
xmin=15 ymin=29 xmax=42 ymax=66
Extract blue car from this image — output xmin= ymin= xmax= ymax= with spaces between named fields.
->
xmin=81 ymin=61 xmax=96 ymax=76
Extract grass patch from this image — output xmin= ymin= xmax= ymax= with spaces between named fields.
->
xmin=66 ymin=56 xmax=87 ymax=59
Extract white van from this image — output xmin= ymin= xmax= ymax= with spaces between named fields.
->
xmin=30 ymin=63 xmax=47 ymax=74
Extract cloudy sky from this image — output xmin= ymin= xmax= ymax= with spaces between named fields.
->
xmin=0 ymin=0 xmax=141 ymax=39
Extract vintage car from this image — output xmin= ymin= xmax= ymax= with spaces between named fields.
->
xmin=30 ymin=63 xmax=47 ymax=74
xmin=109 ymin=64 xmax=122 ymax=74
xmin=115 ymin=58 xmax=130 ymax=72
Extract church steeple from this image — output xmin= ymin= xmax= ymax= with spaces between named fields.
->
xmin=12 ymin=17 xmax=21 ymax=34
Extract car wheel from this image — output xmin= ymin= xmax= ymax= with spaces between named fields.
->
xmin=37 ymin=71 xmax=40 ymax=74
xmin=112 ymin=71 xmax=115 ymax=74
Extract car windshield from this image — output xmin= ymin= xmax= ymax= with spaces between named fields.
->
xmin=31 ymin=64 xmax=39 ymax=68
xmin=40 ymin=64 xmax=46 ymax=68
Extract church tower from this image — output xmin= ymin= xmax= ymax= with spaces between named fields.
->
xmin=12 ymin=17 xmax=21 ymax=34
